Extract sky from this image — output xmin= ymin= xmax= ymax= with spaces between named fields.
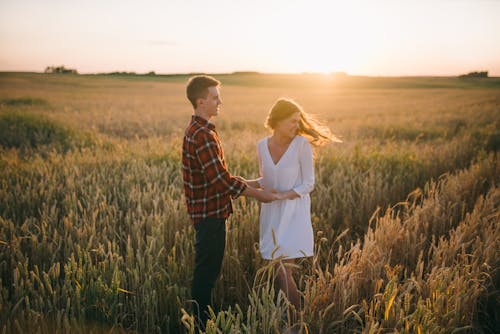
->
xmin=1 ymin=0 xmax=499 ymax=76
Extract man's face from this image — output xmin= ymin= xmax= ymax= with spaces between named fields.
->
xmin=199 ymin=86 xmax=222 ymax=117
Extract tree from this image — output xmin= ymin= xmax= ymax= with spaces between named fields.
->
xmin=458 ymin=71 xmax=488 ymax=78
xmin=44 ymin=66 xmax=78 ymax=74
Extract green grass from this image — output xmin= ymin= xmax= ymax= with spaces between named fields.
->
xmin=0 ymin=111 xmax=94 ymax=153
xmin=0 ymin=97 xmax=49 ymax=107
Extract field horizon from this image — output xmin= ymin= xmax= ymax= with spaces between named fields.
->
xmin=2 ymin=70 xmax=500 ymax=83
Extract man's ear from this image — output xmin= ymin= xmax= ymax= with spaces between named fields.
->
xmin=196 ymin=97 xmax=204 ymax=108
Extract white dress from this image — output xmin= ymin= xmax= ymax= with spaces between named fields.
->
xmin=257 ymin=135 xmax=314 ymax=260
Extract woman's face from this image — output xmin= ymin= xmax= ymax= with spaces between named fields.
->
xmin=274 ymin=112 xmax=300 ymax=139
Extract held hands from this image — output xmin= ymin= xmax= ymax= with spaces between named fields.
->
xmin=258 ymin=189 xmax=280 ymax=203
xmin=238 ymin=178 xmax=278 ymax=203
xmin=269 ymin=189 xmax=300 ymax=201
xmin=237 ymin=175 xmax=298 ymax=202
xmin=255 ymin=189 xmax=298 ymax=203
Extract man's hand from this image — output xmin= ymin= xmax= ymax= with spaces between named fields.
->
xmin=234 ymin=176 xmax=247 ymax=184
xmin=235 ymin=176 xmax=261 ymax=189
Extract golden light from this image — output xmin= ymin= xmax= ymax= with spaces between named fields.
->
xmin=256 ymin=1 xmax=382 ymax=75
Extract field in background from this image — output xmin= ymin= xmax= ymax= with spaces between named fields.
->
xmin=0 ymin=72 xmax=499 ymax=333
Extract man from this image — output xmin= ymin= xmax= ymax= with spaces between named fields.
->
xmin=182 ymin=75 xmax=275 ymax=328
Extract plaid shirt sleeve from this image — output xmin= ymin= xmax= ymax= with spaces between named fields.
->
xmin=196 ymin=130 xmax=247 ymax=198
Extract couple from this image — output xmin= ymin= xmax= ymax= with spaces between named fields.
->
xmin=182 ymin=75 xmax=338 ymax=330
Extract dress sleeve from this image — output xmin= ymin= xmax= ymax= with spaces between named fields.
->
xmin=292 ymin=138 xmax=314 ymax=196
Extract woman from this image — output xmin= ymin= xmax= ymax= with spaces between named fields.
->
xmin=246 ymin=98 xmax=340 ymax=326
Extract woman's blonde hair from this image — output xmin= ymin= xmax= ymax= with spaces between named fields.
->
xmin=265 ymin=98 xmax=341 ymax=147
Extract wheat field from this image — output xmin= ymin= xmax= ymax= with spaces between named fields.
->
xmin=0 ymin=72 xmax=499 ymax=333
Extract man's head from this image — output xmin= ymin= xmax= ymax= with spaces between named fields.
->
xmin=186 ymin=75 xmax=221 ymax=109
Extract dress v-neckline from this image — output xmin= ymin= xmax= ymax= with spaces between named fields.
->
xmin=266 ymin=136 xmax=296 ymax=167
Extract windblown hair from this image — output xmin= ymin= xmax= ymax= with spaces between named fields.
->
xmin=186 ymin=75 xmax=220 ymax=108
xmin=265 ymin=98 xmax=342 ymax=147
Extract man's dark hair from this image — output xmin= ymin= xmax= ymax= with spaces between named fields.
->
xmin=186 ymin=75 xmax=221 ymax=109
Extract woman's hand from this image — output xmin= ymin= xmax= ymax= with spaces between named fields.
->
xmin=269 ymin=189 xmax=300 ymax=200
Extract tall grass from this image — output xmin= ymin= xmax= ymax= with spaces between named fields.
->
xmin=304 ymin=154 xmax=499 ymax=333
xmin=0 ymin=73 xmax=499 ymax=333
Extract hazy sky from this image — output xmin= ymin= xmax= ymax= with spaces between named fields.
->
xmin=1 ymin=0 xmax=499 ymax=76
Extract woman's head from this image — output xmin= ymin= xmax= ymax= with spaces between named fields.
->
xmin=265 ymin=99 xmax=302 ymax=130
xmin=265 ymin=99 xmax=301 ymax=140
xmin=265 ymin=98 xmax=341 ymax=146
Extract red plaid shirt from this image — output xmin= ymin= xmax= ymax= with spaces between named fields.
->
xmin=182 ymin=115 xmax=247 ymax=224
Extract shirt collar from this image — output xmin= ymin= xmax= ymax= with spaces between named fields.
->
xmin=192 ymin=115 xmax=215 ymax=130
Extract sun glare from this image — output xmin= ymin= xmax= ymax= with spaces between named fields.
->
xmin=268 ymin=1 xmax=379 ymax=75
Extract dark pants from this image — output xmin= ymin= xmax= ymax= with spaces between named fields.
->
xmin=191 ymin=218 xmax=226 ymax=328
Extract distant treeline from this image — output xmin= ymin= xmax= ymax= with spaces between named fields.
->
xmin=459 ymin=71 xmax=488 ymax=78
xmin=41 ymin=66 xmax=491 ymax=79
xmin=43 ymin=66 xmax=157 ymax=76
